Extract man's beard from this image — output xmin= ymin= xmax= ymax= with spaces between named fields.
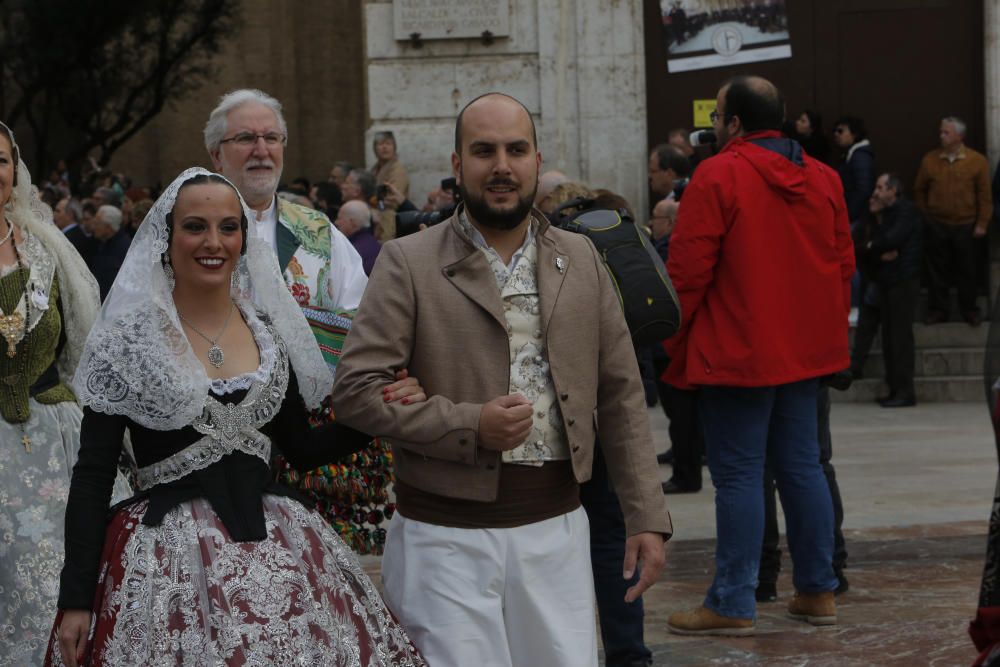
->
xmin=230 ymin=159 xmax=281 ymax=205
xmin=459 ymin=176 xmax=537 ymax=230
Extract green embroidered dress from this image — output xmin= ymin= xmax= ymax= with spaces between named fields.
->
xmin=0 ymin=235 xmax=129 ymax=666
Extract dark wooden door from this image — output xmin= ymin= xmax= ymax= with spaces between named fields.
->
xmin=643 ymin=0 xmax=985 ymax=192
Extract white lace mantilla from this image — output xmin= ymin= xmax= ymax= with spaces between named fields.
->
xmin=73 ymin=167 xmax=332 ymax=432
xmin=136 ymin=329 xmax=289 ymax=490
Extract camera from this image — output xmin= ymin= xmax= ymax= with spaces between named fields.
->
xmin=396 ymin=177 xmax=461 ymax=237
xmin=689 ymin=129 xmax=716 ymax=146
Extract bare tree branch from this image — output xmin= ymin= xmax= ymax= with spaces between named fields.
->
xmin=0 ymin=0 xmax=241 ymax=174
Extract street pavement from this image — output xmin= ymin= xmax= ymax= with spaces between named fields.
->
xmin=359 ymin=401 xmax=996 ymax=666
xmin=644 ymin=400 xmax=995 ymax=666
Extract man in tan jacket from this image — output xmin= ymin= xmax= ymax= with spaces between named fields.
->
xmin=332 ymin=92 xmax=671 ymax=667
xmin=915 ymin=115 xmax=993 ymax=325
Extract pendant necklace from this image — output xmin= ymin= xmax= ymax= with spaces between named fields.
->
xmin=7 ymin=234 xmax=33 ymax=452
xmin=178 ymin=302 xmax=235 ymax=368
xmin=0 ymin=220 xmax=14 ymax=247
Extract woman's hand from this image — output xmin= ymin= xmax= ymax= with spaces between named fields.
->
xmin=383 ymin=369 xmax=427 ymax=405
xmin=58 ymin=609 xmax=92 ymax=667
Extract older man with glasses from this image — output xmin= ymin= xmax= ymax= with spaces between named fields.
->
xmin=204 ymin=89 xmax=393 ymax=555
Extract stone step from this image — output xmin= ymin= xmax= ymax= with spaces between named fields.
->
xmin=831 ymin=375 xmax=984 ymax=403
xmin=859 ymin=346 xmax=984 ymax=378
xmin=850 ymin=321 xmax=989 ymax=349
xmin=912 ymin=293 xmax=990 ymax=322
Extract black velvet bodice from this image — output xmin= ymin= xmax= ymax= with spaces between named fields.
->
xmin=58 ymin=369 xmax=371 ymax=610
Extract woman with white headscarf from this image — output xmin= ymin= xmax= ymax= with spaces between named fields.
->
xmin=46 ymin=168 xmax=426 ymax=666
xmin=0 ymin=123 xmax=131 ymax=666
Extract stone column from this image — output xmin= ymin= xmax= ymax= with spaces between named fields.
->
xmin=364 ymin=0 xmax=649 ymax=214
xmin=987 ymin=0 xmax=1000 ymax=168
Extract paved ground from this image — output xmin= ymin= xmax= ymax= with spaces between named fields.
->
xmin=360 ymin=401 xmax=998 ymax=666
xmin=643 ymin=400 xmax=996 ymax=666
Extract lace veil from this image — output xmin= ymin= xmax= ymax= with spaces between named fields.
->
xmin=1 ymin=123 xmax=101 ymax=382
xmin=73 ymin=167 xmax=331 ymax=431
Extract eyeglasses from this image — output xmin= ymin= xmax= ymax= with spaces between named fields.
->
xmin=710 ymin=110 xmax=720 ymax=123
xmin=219 ymin=132 xmax=286 ymax=147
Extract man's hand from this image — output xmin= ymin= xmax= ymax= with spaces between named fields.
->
xmin=383 ymin=369 xmax=427 ymax=405
xmin=58 ymin=609 xmax=92 ymax=667
xmin=478 ymin=394 xmax=533 ymax=451
xmin=623 ymin=532 xmax=666 ymax=603
xmin=384 ymin=182 xmax=406 ymax=210
xmin=879 ymin=249 xmax=899 ymax=262
xmin=974 ymin=225 xmax=988 ymax=238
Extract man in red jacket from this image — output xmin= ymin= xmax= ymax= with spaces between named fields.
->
xmin=664 ymin=76 xmax=855 ymax=635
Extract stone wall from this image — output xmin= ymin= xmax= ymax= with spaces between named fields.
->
xmin=111 ymin=0 xmax=367 ymax=189
xmin=364 ymin=0 xmax=650 ymax=214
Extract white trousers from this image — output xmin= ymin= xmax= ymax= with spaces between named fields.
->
xmin=381 ymin=507 xmax=598 ymax=667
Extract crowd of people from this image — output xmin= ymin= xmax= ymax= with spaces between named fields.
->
xmin=0 ymin=70 xmax=994 ymax=666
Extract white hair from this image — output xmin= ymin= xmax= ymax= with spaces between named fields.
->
xmin=341 ymin=200 xmax=372 ymax=229
xmin=96 ymin=204 xmax=123 ymax=232
xmin=942 ymin=116 xmax=967 ymax=138
xmin=204 ymin=89 xmax=288 ymax=152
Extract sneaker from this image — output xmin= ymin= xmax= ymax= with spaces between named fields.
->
xmin=667 ymin=606 xmax=755 ymax=636
xmin=755 ymin=581 xmax=777 ymax=603
xmin=787 ymin=591 xmax=837 ymax=626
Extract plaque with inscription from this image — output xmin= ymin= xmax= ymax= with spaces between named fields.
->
xmin=393 ymin=0 xmax=510 ymax=41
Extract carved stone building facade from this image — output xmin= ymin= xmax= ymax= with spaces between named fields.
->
xmin=364 ymin=0 xmax=652 ymax=215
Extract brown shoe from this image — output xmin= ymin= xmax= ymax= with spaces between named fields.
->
xmin=667 ymin=606 xmax=755 ymax=636
xmin=787 ymin=591 xmax=837 ymax=626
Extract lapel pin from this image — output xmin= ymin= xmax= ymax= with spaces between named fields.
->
xmin=555 ymin=257 xmax=565 ymax=274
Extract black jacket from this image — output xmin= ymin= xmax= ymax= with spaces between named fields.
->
xmin=837 ymin=141 xmax=876 ymax=223
xmin=857 ymin=197 xmax=922 ymax=285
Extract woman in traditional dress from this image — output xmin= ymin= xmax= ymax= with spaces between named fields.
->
xmin=47 ymin=168 xmax=426 ymax=666
xmin=0 ymin=123 xmax=131 ymax=666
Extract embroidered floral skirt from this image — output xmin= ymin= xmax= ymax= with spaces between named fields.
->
xmin=44 ymin=495 xmax=425 ymax=666
xmin=0 ymin=400 xmax=129 ymax=667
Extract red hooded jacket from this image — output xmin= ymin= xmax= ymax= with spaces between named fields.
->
xmin=663 ymin=131 xmax=854 ymax=389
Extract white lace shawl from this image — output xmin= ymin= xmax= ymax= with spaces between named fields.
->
xmin=72 ymin=167 xmax=331 ymax=431
xmin=1 ymin=135 xmax=100 ymax=382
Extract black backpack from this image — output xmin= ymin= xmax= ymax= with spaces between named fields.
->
xmin=552 ymin=199 xmax=681 ymax=345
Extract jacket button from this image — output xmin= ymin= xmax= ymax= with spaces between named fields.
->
xmin=560 ymin=393 xmax=568 ymax=401
xmin=567 ymin=418 xmax=575 ymax=426
xmin=446 ymin=268 xmax=456 ymax=277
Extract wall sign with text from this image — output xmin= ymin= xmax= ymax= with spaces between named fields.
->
xmin=394 ymin=0 xmax=510 ymax=41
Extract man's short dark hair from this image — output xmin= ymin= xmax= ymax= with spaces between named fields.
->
xmin=314 ymin=181 xmax=342 ymax=208
xmin=348 ymin=169 xmax=376 ymax=200
xmin=454 ymin=92 xmax=538 ymax=154
xmin=883 ymin=172 xmax=904 ymax=197
xmin=722 ymin=75 xmax=784 ymax=133
xmin=651 ymin=143 xmax=692 ymax=178
xmin=834 ymin=115 xmax=867 ymax=142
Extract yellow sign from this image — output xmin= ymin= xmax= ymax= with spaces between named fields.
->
xmin=693 ymin=99 xmax=715 ymax=128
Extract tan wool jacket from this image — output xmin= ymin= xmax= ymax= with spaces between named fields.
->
xmin=331 ymin=208 xmax=672 ymax=538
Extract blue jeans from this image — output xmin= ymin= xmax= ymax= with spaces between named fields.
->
xmin=580 ymin=444 xmax=650 ymax=666
xmin=700 ymin=380 xmax=839 ymax=619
